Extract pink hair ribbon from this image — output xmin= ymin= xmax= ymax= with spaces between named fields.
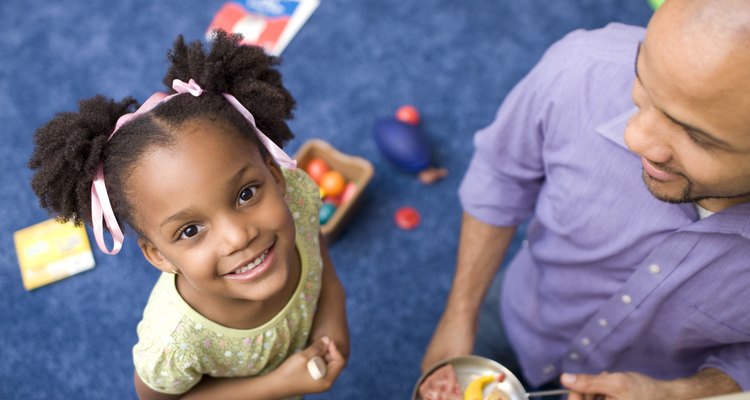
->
xmin=90 ymin=78 xmax=296 ymax=255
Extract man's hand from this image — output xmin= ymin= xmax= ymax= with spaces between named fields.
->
xmin=561 ymin=368 xmax=741 ymax=400
xmin=562 ymin=371 xmax=670 ymax=400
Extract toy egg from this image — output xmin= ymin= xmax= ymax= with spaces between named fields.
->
xmin=373 ymin=118 xmax=431 ymax=173
xmin=319 ymin=170 xmax=346 ymax=197
xmin=323 ymin=195 xmax=342 ymax=207
xmin=305 ymin=157 xmax=330 ymax=184
xmin=319 ymin=203 xmax=337 ymax=225
xmin=340 ymin=182 xmax=358 ymax=204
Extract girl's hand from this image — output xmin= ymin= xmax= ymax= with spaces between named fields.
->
xmin=273 ymin=336 xmax=346 ymax=396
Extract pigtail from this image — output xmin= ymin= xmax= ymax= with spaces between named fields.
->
xmin=29 ymin=96 xmax=139 ymax=225
xmin=163 ymin=30 xmax=296 ymax=148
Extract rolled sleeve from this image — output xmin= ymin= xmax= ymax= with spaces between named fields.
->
xmin=701 ymin=343 xmax=750 ymax=390
xmin=459 ymin=42 xmax=571 ymax=227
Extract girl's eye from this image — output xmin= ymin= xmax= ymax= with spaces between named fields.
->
xmin=178 ymin=224 xmax=204 ymax=240
xmin=239 ymin=185 xmax=258 ymax=205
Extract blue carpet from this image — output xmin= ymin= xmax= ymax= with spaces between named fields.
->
xmin=0 ymin=1 xmax=652 ymax=398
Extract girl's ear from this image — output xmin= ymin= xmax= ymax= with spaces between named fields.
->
xmin=138 ymin=238 xmax=178 ymax=274
xmin=267 ymin=157 xmax=287 ymax=197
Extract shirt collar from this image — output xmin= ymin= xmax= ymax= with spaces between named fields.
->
xmin=595 ymin=108 xmax=750 ymax=239
xmin=595 ymin=106 xmax=636 ymax=149
xmin=687 ymin=202 xmax=750 ymax=239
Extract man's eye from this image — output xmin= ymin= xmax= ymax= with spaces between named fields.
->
xmin=179 ymin=224 xmax=203 ymax=240
xmin=239 ymin=186 xmax=258 ymax=205
xmin=685 ymin=129 xmax=713 ymax=149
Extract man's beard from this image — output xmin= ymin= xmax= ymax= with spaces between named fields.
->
xmin=642 ymin=170 xmax=750 ymax=204
xmin=642 ymin=171 xmax=695 ymax=203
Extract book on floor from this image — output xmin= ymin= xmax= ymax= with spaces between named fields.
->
xmin=14 ymin=219 xmax=95 ymax=290
xmin=206 ymin=0 xmax=320 ymax=55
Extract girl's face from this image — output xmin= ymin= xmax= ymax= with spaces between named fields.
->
xmin=129 ymin=118 xmax=297 ymax=306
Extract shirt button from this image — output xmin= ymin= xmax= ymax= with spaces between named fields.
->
xmin=598 ymin=318 xmax=608 ymax=327
xmin=649 ymin=264 xmax=661 ymax=274
xmin=568 ymin=352 xmax=579 ymax=361
xmin=622 ymin=294 xmax=632 ymax=304
xmin=542 ymin=365 xmax=556 ymax=374
xmin=522 ymin=240 xmax=529 ymax=247
xmin=580 ymin=337 xmax=591 ymax=346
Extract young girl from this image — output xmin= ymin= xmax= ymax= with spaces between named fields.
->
xmin=29 ymin=31 xmax=349 ymax=399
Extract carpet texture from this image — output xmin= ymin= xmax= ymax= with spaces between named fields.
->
xmin=0 ymin=1 xmax=651 ymax=398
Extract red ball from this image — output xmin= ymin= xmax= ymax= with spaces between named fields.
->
xmin=394 ymin=206 xmax=421 ymax=230
xmin=323 ymin=195 xmax=342 ymax=206
xmin=305 ymin=158 xmax=330 ymax=184
xmin=319 ymin=170 xmax=346 ymax=197
xmin=395 ymin=105 xmax=420 ymax=125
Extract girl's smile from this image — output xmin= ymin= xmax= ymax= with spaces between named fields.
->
xmin=222 ymin=243 xmax=274 ymax=282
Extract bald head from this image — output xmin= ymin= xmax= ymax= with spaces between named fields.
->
xmin=655 ymin=0 xmax=750 ymax=53
xmin=642 ymin=0 xmax=750 ymax=122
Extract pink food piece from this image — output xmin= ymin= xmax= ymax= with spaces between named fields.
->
xmin=418 ymin=364 xmax=462 ymax=400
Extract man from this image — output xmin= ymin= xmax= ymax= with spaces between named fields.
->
xmin=422 ymin=0 xmax=750 ymax=398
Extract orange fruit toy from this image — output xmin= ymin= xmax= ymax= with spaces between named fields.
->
xmin=305 ymin=157 xmax=330 ymax=184
xmin=319 ymin=170 xmax=346 ymax=197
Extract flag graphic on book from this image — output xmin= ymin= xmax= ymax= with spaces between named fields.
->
xmin=207 ymin=0 xmax=319 ymax=56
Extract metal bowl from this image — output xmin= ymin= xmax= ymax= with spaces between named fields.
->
xmin=412 ymin=355 xmax=527 ymax=400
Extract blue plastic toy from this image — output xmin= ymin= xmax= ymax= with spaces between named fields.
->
xmin=372 ymin=105 xmax=448 ymax=184
xmin=373 ymin=118 xmax=431 ymax=173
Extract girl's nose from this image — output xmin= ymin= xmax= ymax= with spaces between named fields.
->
xmin=624 ymin=108 xmax=672 ymax=164
xmin=217 ymin=212 xmax=258 ymax=256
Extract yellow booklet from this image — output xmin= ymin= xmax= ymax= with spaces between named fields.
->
xmin=13 ymin=219 xmax=96 ymax=290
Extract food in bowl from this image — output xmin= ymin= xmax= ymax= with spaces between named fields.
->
xmin=418 ymin=364 xmax=462 ymax=400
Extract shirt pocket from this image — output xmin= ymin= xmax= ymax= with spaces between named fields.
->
xmin=678 ymin=302 xmax=750 ymax=347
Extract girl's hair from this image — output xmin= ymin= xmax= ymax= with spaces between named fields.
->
xmin=29 ymin=31 xmax=296 ymax=235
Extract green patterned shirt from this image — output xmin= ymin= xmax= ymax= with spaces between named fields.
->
xmin=133 ymin=168 xmax=323 ymax=395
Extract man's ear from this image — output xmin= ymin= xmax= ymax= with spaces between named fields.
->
xmin=138 ymin=238 xmax=177 ymax=274
xmin=267 ymin=157 xmax=287 ymax=197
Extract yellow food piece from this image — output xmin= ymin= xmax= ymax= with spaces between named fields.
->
xmin=486 ymin=386 xmax=510 ymax=400
xmin=463 ymin=374 xmax=497 ymax=400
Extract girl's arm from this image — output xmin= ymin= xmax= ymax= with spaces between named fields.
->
xmin=134 ymin=365 xmax=285 ymax=400
xmin=134 ymin=372 xmax=181 ymax=400
xmin=134 ymin=336 xmax=343 ymax=400
xmin=134 ymin=233 xmax=349 ymax=400
xmin=308 ymin=233 xmax=350 ymax=359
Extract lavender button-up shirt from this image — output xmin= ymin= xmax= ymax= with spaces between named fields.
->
xmin=459 ymin=23 xmax=750 ymax=389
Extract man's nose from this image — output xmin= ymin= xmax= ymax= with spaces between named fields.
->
xmin=624 ymin=109 xmax=672 ymax=164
